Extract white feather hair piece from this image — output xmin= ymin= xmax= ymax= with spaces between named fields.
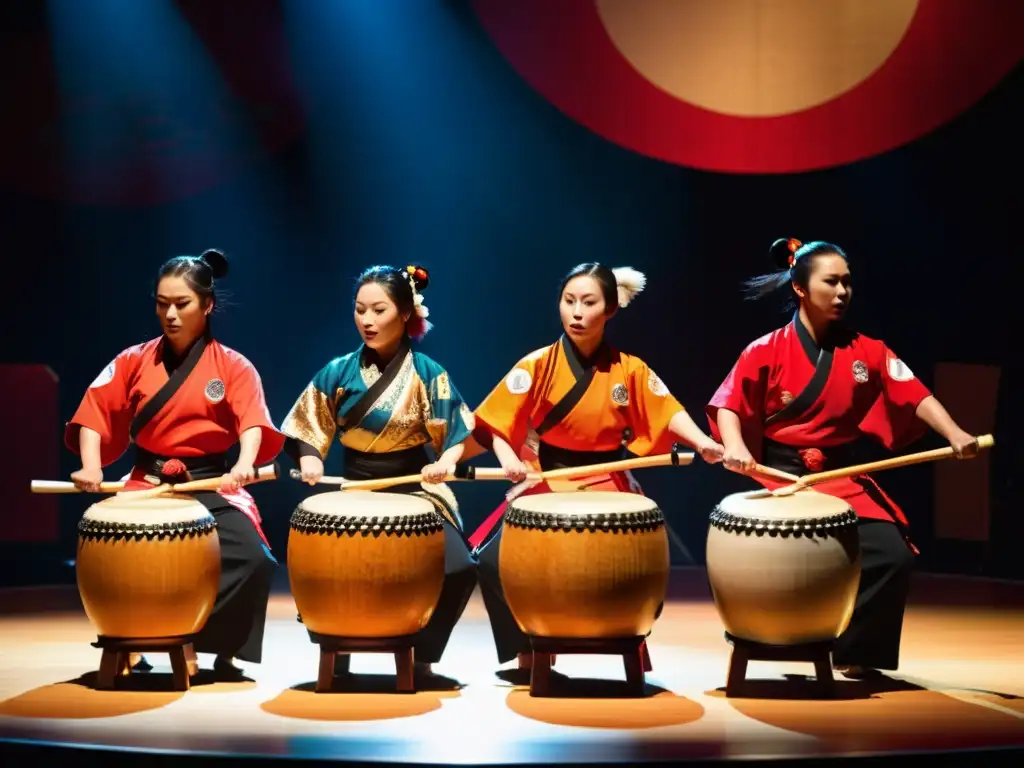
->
xmin=612 ymin=266 xmax=646 ymax=308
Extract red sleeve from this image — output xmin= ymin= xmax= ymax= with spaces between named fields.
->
xmin=226 ymin=352 xmax=286 ymax=466
xmin=705 ymin=340 xmax=770 ymax=444
xmin=859 ymin=343 xmax=932 ymax=450
xmin=64 ymin=349 xmax=136 ymax=466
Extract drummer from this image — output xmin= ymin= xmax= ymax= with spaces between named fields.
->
xmin=280 ymin=265 xmax=477 ymax=682
xmin=706 ymin=237 xmax=980 ymax=678
xmin=66 ymin=249 xmax=285 ymax=680
xmin=461 ymin=262 xmax=724 ymax=681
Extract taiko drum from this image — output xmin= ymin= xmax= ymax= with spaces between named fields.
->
xmin=76 ymin=495 xmax=221 ymax=640
xmin=499 ymin=491 xmax=670 ymax=638
xmin=705 ymin=488 xmax=861 ymax=646
xmin=287 ymin=491 xmax=446 ymax=638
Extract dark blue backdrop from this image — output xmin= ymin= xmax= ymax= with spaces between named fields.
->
xmin=0 ymin=1 xmax=1020 ymax=583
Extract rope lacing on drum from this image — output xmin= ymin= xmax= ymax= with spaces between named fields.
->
xmin=708 ymin=506 xmax=858 ymax=536
xmin=289 ymin=509 xmax=445 ymax=537
xmin=504 ymin=507 xmax=665 ymax=533
xmin=77 ymin=517 xmax=218 ymax=541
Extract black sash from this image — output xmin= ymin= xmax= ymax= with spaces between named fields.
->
xmin=761 ymin=438 xmax=858 ymax=477
xmin=537 ymin=442 xmax=623 ymax=471
xmin=535 ymin=335 xmax=608 ymax=436
xmin=130 ymin=331 xmax=211 ymax=442
xmin=134 ymin=446 xmax=230 ymax=482
xmin=343 ymin=445 xmax=430 ymax=481
xmin=764 ymin=316 xmax=834 ymax=428
xmin=341 ymin=339 xmax=411 ymax=430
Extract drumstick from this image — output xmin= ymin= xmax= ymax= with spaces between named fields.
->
xmin=536 ymin=451 xmax=694 ymax=481
xmin=121 ymin=464 xmax=280 ymax=500
xmin=31 ymin=480 xmax=132 ymax=494
xmin=743 ymin=464 xmax=800 ymax=483
xmin=292 ymin=451 xmax=695 ymax=492
xmin=290 ymin=466 xmax=509 ymax=491
xmin=770 ymin=434 xmax=995 ymax=497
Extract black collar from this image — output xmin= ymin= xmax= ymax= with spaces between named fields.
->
xmin=792 ymin=312 xmax=854 ymax=364
xmin=162 ymin=329 xmax=211 ymax=375
xmin=561 ymin=335 xmax=611 ymax=377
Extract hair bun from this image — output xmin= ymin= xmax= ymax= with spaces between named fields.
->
xmin=199 ymin=249 xmax=229 ymax=279
xmin=404 ymin=264 xmax=430 ymax=292
xmin=769 ymin=238 xmax=801 ymax=270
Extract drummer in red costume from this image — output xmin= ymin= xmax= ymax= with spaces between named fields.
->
xmin=464 ymin=262 xmax=724 ymax=681
xmin=707 ymin=237 xmax=980 ymax=678
xmin=65 ymin=249 xmax=284 ymax=680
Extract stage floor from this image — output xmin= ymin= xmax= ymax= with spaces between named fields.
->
xmin=0 ymin=568 xmax=1022 ymax=765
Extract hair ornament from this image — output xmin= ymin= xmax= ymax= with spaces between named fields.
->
xmin=402 ymin=265 xmax=431 ymax=323
xmin=786 ymin=238 xmax=802 ymax=268
xmin=611 ymin=266 xmax=646 ymax=308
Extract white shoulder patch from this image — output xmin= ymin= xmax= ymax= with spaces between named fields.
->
xmin=459 ymin=402 xmax=476 ymax=431
xmin=647 ymin=369 xmax=669 ymax=397
xmin=89 ymin=360 xmax=117 ymax=389
xmin=505 ymin=368 xmax=532 ymax=395
xmin=887 ymin=357 xmax=915 ymax=382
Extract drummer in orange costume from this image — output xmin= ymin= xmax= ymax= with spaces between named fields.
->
xmin=464 ymin=263 xmax=724 ymax=679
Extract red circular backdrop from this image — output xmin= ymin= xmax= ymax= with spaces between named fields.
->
xmin=470 ymin=0 xmax=1024 ymax=172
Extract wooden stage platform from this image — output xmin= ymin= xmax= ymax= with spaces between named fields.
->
xmin=0 ymin=567 xmax=1022 ymax=766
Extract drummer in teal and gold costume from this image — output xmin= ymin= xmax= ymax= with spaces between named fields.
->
xmin=280 ymin=265 xmax=477 ymax=683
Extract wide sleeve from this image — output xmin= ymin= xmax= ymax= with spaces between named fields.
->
xmin=859 ymin=343 xmax=932 ymax=450
xmin=625 ymin=360 xmax=685 ymax=456
xmin=705 ymin=342 xmax=770 ymax=444
xmin=425 ymin=369 xmax=476 ymax=456
xmin=225 ymin=353 xmax=286 ymax=466
xmin=472 ymin=353 xmax=542 ymax=454
xmin=279 ymin=359 xmax=342 ymax=461
xmin=64 ymin=348 xmax=136 ymax=466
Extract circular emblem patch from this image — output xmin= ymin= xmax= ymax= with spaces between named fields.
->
xmin=204 ymin=378 xmax=226 ymax=404
xmin=611 ymin=383 xmax=629 ymax=405
xmin=852 ymin=360 xmax=869 ymax=384
xmin=505 ymin=368 xmax=532 ymax=395
xmin=780 ymin=390 xmax=794 ymax=406
xmin=89 ymin=360 xmax=117 ymax=389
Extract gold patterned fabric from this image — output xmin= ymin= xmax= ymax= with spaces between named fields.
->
xmin=280 ymin=384 xmax=337 ymax=459
xmin=340 ymin=353 xmax=433 ymax=453
xmin=283 ymin=346 xmax=475 ymax=465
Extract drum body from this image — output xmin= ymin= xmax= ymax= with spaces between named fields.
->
xmin=76 ymin=495 xmax=221 ymax=639
xmin=287 ymin=491 xmax=446 ymax=638
xmin=499 ymin=491 xmax=669 ymax=638
xmin=706 ymin=489 xmax=861 ymax=646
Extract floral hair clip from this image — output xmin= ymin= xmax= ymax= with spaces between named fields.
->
xmin=786 ymin=238 xmax=802 ymax=268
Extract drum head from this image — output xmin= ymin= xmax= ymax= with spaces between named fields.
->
xmin=718 ymin=488 xmax=852 ymax=521
xmin=511 ymin=491 xmax=657 ymax=518
xmin=84 ymin=494 xmax=212 ymax=524
xmin=299 ymin=490 xmax=435 ymax=519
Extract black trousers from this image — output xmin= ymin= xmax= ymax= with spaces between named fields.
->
xmin=414 ymin=517 xmax=478 ymax=664
xmin=475 ymin=523 xmax=530 ymax=664
xmin=191 ymin=494 xmax=276 ymax=664
xmin=833 ymin=519 xmax=916 ymax=670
